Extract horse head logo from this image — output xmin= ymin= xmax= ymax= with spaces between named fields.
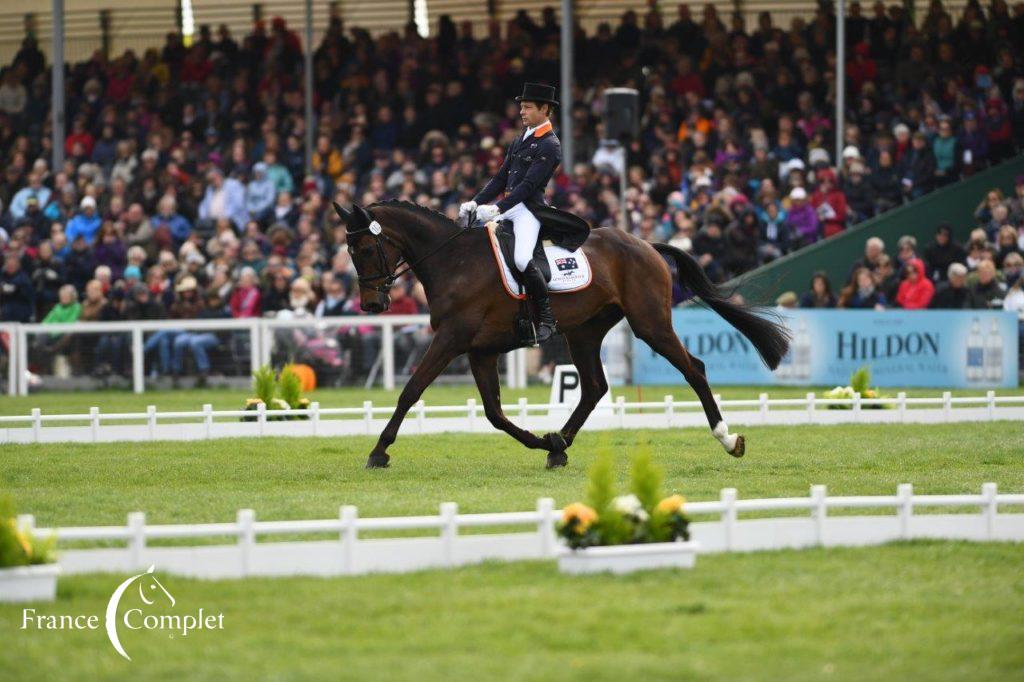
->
xmin=105 ymin=565 xmax=175 ymax=661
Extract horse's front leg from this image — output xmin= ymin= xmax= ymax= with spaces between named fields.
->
xmin=366 ymin=330 xmax=461 ymax=468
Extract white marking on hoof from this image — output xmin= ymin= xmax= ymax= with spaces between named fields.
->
xmin=712 ymin=421 xmax=738 ymax=453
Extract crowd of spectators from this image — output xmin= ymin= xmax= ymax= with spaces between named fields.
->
xmin=1 ymin=2 xmax=1024 ymax=380
xmin=783 ymin=176 xmax=1024 ymax=313
xmin=778 ymin=180 xmax=1024 ymax=366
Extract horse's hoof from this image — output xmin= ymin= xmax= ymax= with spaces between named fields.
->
xmin=543 ymin=432 xmax=568 ymax=452
xmin=546 ymin=451 xmax=568 ymax=469
xmin=365 ymin=452 xmax=391 ymax=469
xmin=728 ymin=435 xmax=745 ymax=458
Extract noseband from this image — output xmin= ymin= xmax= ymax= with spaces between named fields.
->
xmin=347 ymin=212 xmax=473 ymax=294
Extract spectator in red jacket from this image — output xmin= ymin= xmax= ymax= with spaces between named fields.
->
xmin=811 ymin=169 xmax=848 ymax=238
xmin=846 ymin=43 xmax=877 ymax=94
xmin=229 ymin=267 xmax=262 ymax=318
xmin=895 ymin=258 xmax=935 ymax=309
xmin=64 ymin=117 xmax=94 ymax=158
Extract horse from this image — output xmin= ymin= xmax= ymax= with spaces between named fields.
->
xmin=334 ymin=200 xmax=790 ymax=469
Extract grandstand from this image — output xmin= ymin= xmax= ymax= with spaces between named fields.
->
xmin=0 ymin=0 xmax=1022 ymax=392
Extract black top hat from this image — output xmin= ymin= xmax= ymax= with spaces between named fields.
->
xmin=515 ymin=82 xmax=558 ymax=106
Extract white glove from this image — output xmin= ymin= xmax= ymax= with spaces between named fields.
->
xmin=476 ymin=204 xmax=500 ymax=222
xmin=458 ymin=201 xmax=477 ymax=219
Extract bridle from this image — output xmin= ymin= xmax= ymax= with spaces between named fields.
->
xmin=347 ymin=210 xmax=474 ymax=294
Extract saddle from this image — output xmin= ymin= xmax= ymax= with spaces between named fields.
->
xmin=491 ymin=202 xmax=591 ymax=287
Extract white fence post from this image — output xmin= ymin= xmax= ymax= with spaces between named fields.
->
xmin=897 ymin=391 xmax=907 ymax=423
xmin=517 ymin=347 xmax=528 ymax=389
xmin=982 ymin=482 xmax=998 ymax=540
xmin=759 ymin=392 xmax=768 ymax=423
xmin=127 ymin=511 xmax=146 ymax=569
xmin=986 ymin=390 xmax=996 ymax=421
xmin=382 ymin=322 xmax=395 ymax=390
xmin=440 ymin=502 xmax=458 ymax=567
xmin=17 ymin=326 xmax=28 ymax=396
xmin=311 ymin=401 xmax=320 ymax=436
xmin=203 ymin=403 xmax=213 ymax=439
xmin=897 ymin=483 xmax=913 ymax=539
xmin=237 ymin=509 xmax=255 ymax=577
xmin=31 ymin=407 xmax=41 ymax=442
xmin=811 ymin=484 xmax=827 ymax=546
xmin=249 ymin=320 xmax=261 ymax=375
xmin=260 ymin=322 xmax=272 ymax=367
xmin=518 ymin=397 xmax=528 ymax=428
xmin=5 ymin=326 xmax=16 ymax=397
xmin=806 ymin=392 xmax=816 ymax=423
xmin=537 ymin=497 xmax=556 ymax=557
xmin=146 ymin=405 xmax=157 ymax=440
xmin=363 ymin=401 xmax=373 ymax=434
xmin=664 ymin=395 xmax=674 ymax=427
xmin=89 ymin=406 xmax=99 ymax=442
xmin=852 ymin=392 xmax=861 ymax=420
xmin=340 ymin=505 xmax=358 ymax=575
xmin=257 ymin=402 xmax=266 ymax=437
xmin=616 ymin=396 xmax=626 ymax=428
xmin=16 ymin=514 xmax=35 ymax=535
xmin=942 ymin=391 xmax=952 ymax=421
xmin=415 ymin=400 xmax=425 ymax=433
xmin=721 ymin=488 xmax=738 ymax=551
xmin=467 ymin=399 xmax=477 ymax=432
xmin=505 ymin=350 xmax=516 ymax=390
xmin=131 ymin=327 xmax=144 ymax=394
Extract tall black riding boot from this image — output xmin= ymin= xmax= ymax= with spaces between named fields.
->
xmin=522 ymin=262 xmax=558 ymax=345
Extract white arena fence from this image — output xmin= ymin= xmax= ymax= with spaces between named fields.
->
xmin=14 ymin=483 xmax=1023 ymax=579
xmin=1 ymin=391 xmax=1022 ymax=445
xmin=2 ymin=315 xmax=529 ymax=396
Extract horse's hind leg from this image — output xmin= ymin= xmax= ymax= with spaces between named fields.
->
xmin=468 ymin=350 xmax=549 ymax=451
xmin=627 ymin=312 xmax=744 ymax=457
xmin=542 ymin=307 xmax=624 ymax=467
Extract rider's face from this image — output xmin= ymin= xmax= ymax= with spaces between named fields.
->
xmin=520 ymin=101 xmax=548 ymax=128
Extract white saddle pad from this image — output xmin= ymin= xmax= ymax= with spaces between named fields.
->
xmin=487 ymin=224 xmax=592 ymax=299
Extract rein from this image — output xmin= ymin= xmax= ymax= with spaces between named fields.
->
xmin=348 ymin=210 xmax=475 ymax=293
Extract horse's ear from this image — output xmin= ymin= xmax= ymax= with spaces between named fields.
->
xmin=353 ymin=203 xmax=372 ymax=228
xmin=332 ymin=202 xmax=351 ymax=224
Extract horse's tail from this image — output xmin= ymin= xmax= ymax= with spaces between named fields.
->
xmin=652 ymin=243 xmax=791 ymax=370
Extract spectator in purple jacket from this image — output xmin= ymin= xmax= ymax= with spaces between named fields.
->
xmin=786 ymin=187 xmax=820 ymax=248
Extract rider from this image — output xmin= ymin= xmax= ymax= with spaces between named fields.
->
xmin=459 ymin=82 xmax=562 ymax=344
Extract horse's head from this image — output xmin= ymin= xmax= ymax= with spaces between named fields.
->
xmin=333 ymin=202 xmax=403 ymax=313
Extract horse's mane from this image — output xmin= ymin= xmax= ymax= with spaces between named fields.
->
xmin=367 ymin=199 xmax=459 ymax=231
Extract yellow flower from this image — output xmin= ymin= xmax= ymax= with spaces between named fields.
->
xmin=245 ymin=398 xmax=264 ymax=407
xmin=561 ymin=503 xmax=598 ymax=533
xmin=656 ymin=494 xmax=686 ymax=515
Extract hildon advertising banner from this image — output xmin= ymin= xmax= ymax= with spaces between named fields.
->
xmin=631 ymin=309 xmax=1020 ymax=388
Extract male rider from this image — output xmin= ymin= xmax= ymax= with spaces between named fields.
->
xmin=459 ymin=82 xmax=562 ymax=344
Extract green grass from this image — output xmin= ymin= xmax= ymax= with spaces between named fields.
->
xmin=2 ymin=423 xmax=1022 ymax=526
xmin=1 ymin=383 xmax=1021 ymax=416
xmin=1 ymin=542 xmax=1022 ymax=680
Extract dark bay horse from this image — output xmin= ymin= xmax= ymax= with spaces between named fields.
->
xmin=335 ymin=200 xmax=790 ymax=468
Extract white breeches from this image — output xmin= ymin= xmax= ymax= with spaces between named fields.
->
xmin=499 ymin=202 xmax=541 ymax=272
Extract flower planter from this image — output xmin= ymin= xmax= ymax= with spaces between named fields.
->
xmin=557 ymin=541 xmax=700 ymax=575
xmin=0 ymin=564 xmax=60 ymax=603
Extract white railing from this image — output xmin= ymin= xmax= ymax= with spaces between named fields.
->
xmin=6 ymin=315 xmax=530 ymax=395
xmin=2 ymin=391 xmax=1022 ymax=444
xmin=15 ymin=483 xmax=1023 ymax=579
